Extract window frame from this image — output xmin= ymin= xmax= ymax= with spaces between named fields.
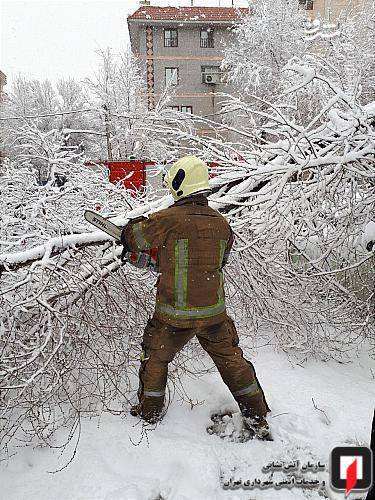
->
xmin=165 ymin=67 xmax=179 ymax=86
xmin=200 ymin=27 xmax=214 ymax=48
xmin=306 ymin=0 xmax=314 ymax=10
xmin=299 ymin=0 xmax=314 ymax=9
xmin=164 ymin=28 xmax=178 ymax=47
xmin=181 ymin=105 xmax=193 ymax=114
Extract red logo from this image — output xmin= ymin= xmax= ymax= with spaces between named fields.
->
xmin=345 ymin=458 xmax=358 ymax=496
xmin=330 ymin=447 xmax=372 ymax=495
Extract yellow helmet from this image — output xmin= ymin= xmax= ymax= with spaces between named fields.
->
xmin=164 ymin=156 xmax=211 ymax=201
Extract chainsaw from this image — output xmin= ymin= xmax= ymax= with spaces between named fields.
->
xmin=84 ymin=210 xmax=158 ymax=270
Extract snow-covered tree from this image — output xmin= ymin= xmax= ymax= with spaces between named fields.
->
xmin=308 ymin=1 xmax=375 ymax=104
xmin=83 ymin=47 xmax=187 ymax=161
xmin=224 ymin=0 xmax=307 ymax=101
xmin=0 ymin=120 xmax=154 ymax=458
xmin=0 ymin=75 xmax=93 ymax=160
xmin=1 ymin=26 xmax=374 ymax=461
xmin=223 ymin=0 xmax=375 ymax=130
xmin=0 ymin=48 xmax=192 ymax=166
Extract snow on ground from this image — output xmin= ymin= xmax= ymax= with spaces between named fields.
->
xmin=1 ymin=340 xmax=374 ymax=500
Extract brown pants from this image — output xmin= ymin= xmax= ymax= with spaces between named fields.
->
xmin=136 ymin=314 xmax=270 ymax=422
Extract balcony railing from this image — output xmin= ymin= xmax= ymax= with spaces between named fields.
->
xmin=200 ymin=38 xmax=214 ymax=48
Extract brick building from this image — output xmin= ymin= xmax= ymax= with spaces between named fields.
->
xmin=127 ymin=5 xmax=248 ymax=134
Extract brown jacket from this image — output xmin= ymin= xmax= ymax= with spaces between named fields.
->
xmin=123 ymin=194 xmax=234 ymax=328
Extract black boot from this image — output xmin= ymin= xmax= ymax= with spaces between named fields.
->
xmin=243 ymin=415 xmax=273 ymax=441
xmin=130 ymin=403 xmax=163 ymax=424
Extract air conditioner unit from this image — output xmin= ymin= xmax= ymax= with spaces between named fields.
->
xmin=203 ymin=73 xmax=220 ymax=84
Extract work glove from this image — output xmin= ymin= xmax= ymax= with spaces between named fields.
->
xmin=123 ymin=249 xmax=158 ymax=271
xmin=120 ymin=225 xmax=158 ymax=270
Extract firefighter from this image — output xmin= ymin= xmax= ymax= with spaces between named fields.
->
xmin=121 ymin=156 xmax=271 ymax=439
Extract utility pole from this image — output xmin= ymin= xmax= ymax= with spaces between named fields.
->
xmin=102 ymin=103 xmax=113 ymax=161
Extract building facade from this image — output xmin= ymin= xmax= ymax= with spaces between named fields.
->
xmin=127 ymin=6 xmax=248 ymax=134
xmin=0 ymin=71 xmax=7 ymax=102
xmin=299 ymin=0 xmax=363 ymax=20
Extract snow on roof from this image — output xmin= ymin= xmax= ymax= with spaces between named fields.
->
xmin=128 ymin=6 xmax=250 ymax=23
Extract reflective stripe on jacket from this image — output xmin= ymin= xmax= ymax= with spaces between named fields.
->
xmin=123 ymin=194 xmax=234 ymax=328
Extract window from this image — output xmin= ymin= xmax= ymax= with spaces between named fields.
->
xmin=181 ymin=106 xmax=193 ymax=114
xmin=200 ymin=28 xmax=214 ymax=48
xmin=168 ymin=105 xmax=180 ymax=111
xmin=165 ymin=67 xmax=179 ymax=86
xmin=164 ymin=28 xmax=178 ymax=47
xmin=299 ymin=0 xmax=314 ymax=9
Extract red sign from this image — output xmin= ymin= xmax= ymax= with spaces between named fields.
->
xmin=85 ymin=161 xmax=155 ymax=192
